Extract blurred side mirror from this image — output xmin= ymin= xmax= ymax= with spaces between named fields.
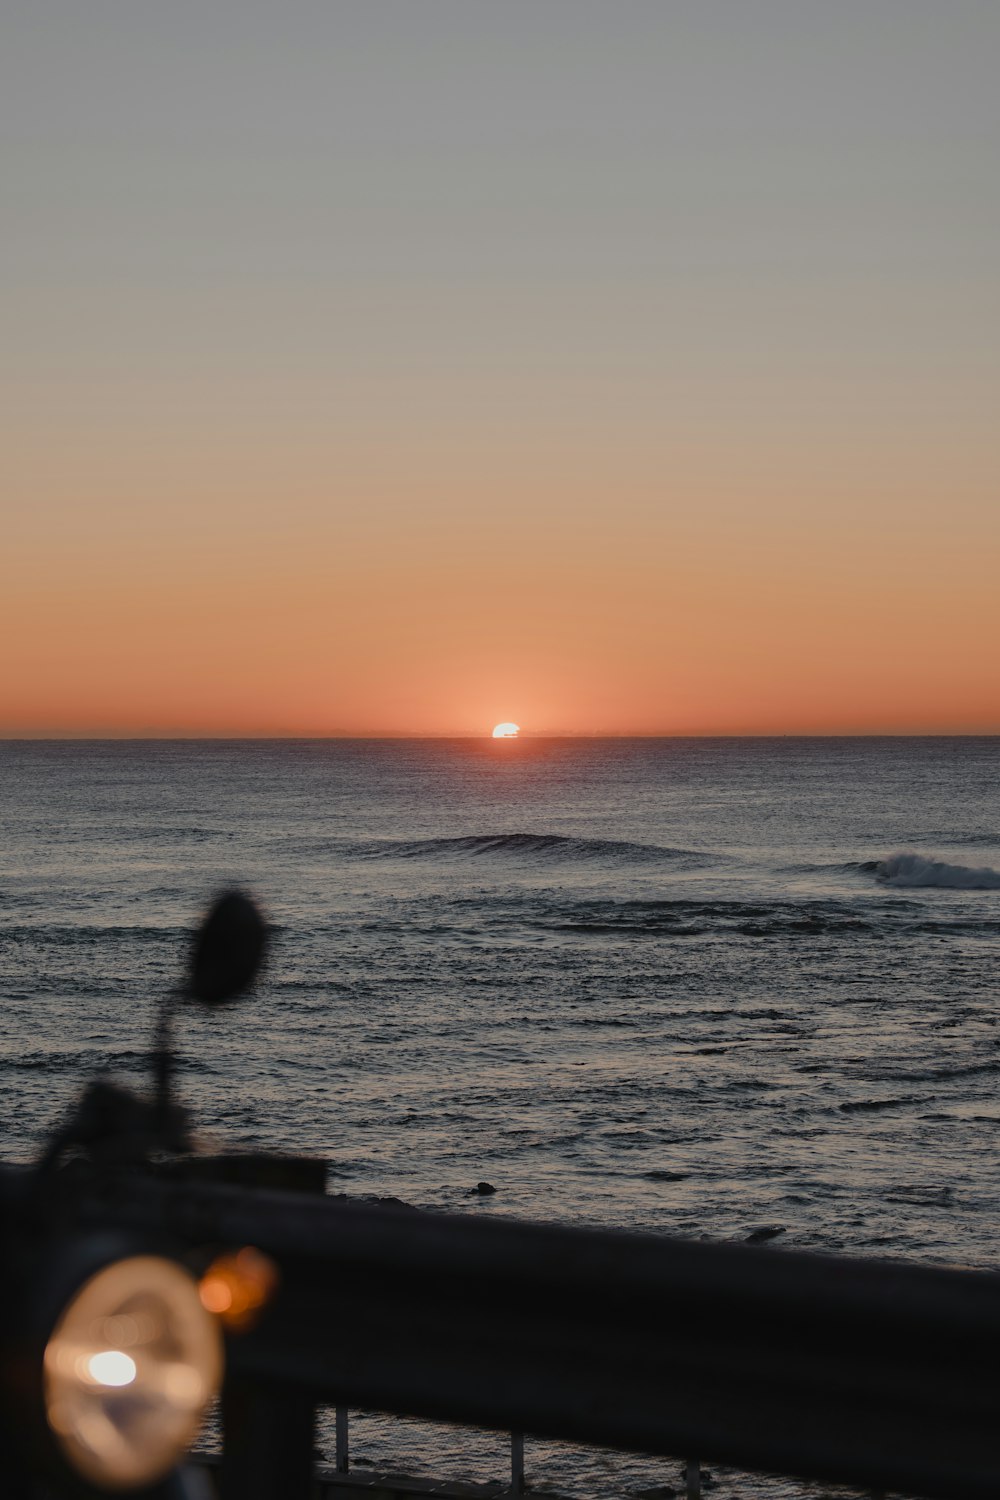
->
xmin=189 ymin=890 xmax=267 ymax=1007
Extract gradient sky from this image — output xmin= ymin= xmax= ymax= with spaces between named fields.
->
xmin=3 ymin=3 xmax=998 ymax=736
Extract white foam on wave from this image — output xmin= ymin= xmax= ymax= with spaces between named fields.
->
xmin=876 ymin=852 xmax=1000 ymax=890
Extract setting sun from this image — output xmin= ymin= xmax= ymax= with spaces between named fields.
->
xmin=492 ymin=722 xmax=520 ymax=739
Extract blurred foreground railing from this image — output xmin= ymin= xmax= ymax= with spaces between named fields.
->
xmin=79 ymin=1174 xmax=1000 ymax=1500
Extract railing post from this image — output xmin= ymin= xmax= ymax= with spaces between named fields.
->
xmin=510 ymin=1430 xmax=525 ymax=1494
xmin=335 ymin=1407 xmax=349 ymax=1474
xmin=685 ymin=1458 xmax=701 ymax=1500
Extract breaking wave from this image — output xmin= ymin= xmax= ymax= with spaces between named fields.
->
xmin=873 ymin=852 xmax=1000 ymax=890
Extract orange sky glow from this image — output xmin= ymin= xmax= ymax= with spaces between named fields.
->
xmin=4 ymin=443 xmax=997 ymax=737
xmin=3 ymin=8 xmax=998 ymax=738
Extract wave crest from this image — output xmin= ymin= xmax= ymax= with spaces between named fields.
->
xmin=357 ymin=833 xmax=705 ymax=866
xmin=875 ymin=852 xmax=1000 ymax=890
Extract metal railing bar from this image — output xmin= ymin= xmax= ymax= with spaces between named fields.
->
xmin=78 ymin=1176 xmax=1000 ymax=1500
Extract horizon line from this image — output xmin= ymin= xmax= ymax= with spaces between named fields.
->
xmin=3 ymin=730 xmax=1000 ymax=743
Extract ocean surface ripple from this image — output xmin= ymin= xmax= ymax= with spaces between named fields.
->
xmin=2 ymin=736 xmax=999 ymax=1495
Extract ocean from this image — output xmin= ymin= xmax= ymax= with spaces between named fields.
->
xmin=3 ymin=736 xmax=1000 ymax=1495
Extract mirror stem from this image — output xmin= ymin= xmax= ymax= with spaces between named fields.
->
xmin=154 ymin=990 xmax=182 ymax=1136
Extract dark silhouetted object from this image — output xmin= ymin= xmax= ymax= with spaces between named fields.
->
xmin=189 ymin=889 xmax=267 ymax=1006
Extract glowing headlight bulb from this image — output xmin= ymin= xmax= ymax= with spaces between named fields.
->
xmin=44 ymin=1255 xmax=223 ymax=1490
xmin=85 ymin=1350 xmax=137 ymax=1387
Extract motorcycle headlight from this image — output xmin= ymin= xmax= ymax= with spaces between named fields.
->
xmin=43 ymin=1255 xmax=222 ymax=1491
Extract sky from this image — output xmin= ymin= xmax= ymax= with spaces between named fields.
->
xmin=2 ymin=2 xmax=998 ymax=736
